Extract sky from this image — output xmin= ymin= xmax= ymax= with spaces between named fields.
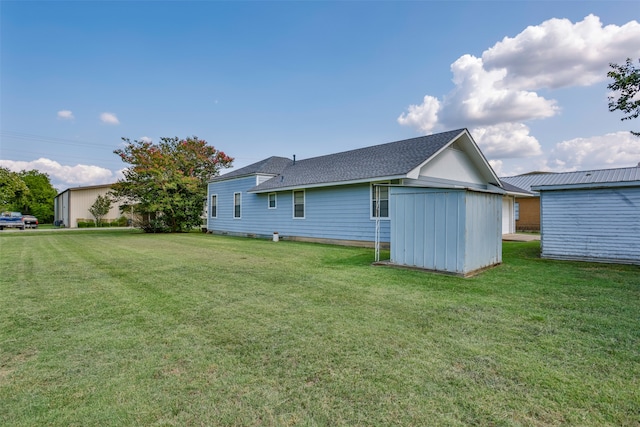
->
xmin=1 ymin=1 xmax=640 ymax=192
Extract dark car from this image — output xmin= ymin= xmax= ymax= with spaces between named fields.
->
xmin=23 ymin=215 xmax=38 ymax=228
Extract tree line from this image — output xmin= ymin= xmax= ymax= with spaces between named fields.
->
xmin=0 ymin=168 xmax=58 ymax=222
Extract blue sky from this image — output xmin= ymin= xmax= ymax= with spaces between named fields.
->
xmin=1 ymin=1 xmax=639 ymax=191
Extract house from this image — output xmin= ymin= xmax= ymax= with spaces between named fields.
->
xmin=531 ymin=166 xmax=640 ymax=265
xmin=54 ymin=183 xmax=126 ymax=228
xmin=207 ymin=128 xmax=505 ymax=276
xmin=500 ymin=171 xmax=557 ymax=231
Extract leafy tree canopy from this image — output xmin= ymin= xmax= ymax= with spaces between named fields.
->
xmin=18 ymin=170 xmax=58 ymax=222
xmin=607 ymin=58 xmax=640 ymax=137
xmin=112 ymin=136 xmax=233 ymax=232
xmin=0 ymin=167 xmax=29 ymax=211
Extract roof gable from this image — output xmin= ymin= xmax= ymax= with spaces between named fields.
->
xmin=249 ymin=129 xmax=483 ymax=192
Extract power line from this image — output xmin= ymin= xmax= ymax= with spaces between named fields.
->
xmin=0 ymin=130 xmax=119 ymax=149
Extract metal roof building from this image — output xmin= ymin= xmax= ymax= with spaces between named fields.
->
xmin=529 ymin=166 xmax=640 ymax=265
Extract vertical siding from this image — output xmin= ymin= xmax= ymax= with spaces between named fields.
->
xmin=540 ymin=186 xmax=640 ymax=264
xmin=390 ymin=188 xmax=466 ymax=274
xmin=390 ymin=188 xmax=502 ymax=275
xmin=464 ymin=192 xmax=502 ymax=272
xmin=208 ymin=177 xmax=389 ymax=243
xmin=69 ymin=187 xmax=122 ymax=227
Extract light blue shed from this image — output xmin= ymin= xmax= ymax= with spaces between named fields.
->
xmin=533 ymin=166 xmax=640 ymax=265
xmin=389 ymin=187 xmax=502 ymax=276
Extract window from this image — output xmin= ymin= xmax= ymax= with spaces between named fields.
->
xmin=515 ymin=202 xmax=520 ymax=221
xmin=293 ymin=190 xmax=305 ymax=218
xmin=371 ymin=184 xmax=389 ymax=218
xmin=268 ymin=193 xmax=277 ymax=209
xmin=234 ymin=192 xmax=241 ymax=218
xmin=210 ymin=194 xmax=217 ymax=218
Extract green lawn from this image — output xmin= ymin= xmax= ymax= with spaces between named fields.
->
xmin=1 ymin=230 xmax=638 ymax=426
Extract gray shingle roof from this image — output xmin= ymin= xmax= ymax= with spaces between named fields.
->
xmin=499 ymin=180 xmax=532 ymax=196
xmin=247 ymin=129 xmax=466 ymax=192
xmin=501 ymin=166 xmax=640 ymax=193
xmin=210 ymin=156 xmax=293 ymax=182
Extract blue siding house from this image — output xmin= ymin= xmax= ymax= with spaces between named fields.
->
xmin=532 ymin=166 xmax=640 ymax=265
xmin=208 ymin=129 xmax=505 ymax=275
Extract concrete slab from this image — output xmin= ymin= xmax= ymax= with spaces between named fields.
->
xmin=502 ymin=233 xmax=540 ymax=242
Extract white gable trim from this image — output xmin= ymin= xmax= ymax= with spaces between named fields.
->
xmin=406 ymin=129 xmax=501 ymax=187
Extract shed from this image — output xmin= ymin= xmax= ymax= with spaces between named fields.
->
xmin=532 ymin=166 xmax=640 ymax=265
xmin=389 ymin=187 xmax=502 ymax=276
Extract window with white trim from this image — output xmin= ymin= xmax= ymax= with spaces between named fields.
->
xmin=293 ymin=190 xmax=305 ymax=218
xmin=210 ymin=194 xmax=217 ymax=218
xmin=371 ymin=183 xmax=389 ymax=218
xmin=234 ymin=192 xmax=241 ymax=218
xmin=268 ymin=193 xmax=277 ymax=209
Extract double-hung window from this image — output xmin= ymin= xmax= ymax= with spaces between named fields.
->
xmin=293 ymin=190 xmax=305 ymax=218
xmin=234 ymin=192 xmax=241 ymax=218
xmin=210 ymin=194 xmax=217 ymax=218
xmin=371 ymin=183 xmax=389 ymax=218
xmin=268 ymin=193 xmax=277 ymax=209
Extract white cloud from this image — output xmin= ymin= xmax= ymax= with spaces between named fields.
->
xmin=548 ymin=131 xmax=640 ymax=171
xmin=100 ymin=112 xmax=120 ymax=125
xmin=57 ymin=110 xmax=74 ymax=120
xmin=397 ymin=95 xmax=440 ymax=133
xmin=139 ymin=136 xmax=153 ymax=143
xmin=440 ymin=54 xmax=558 ymax=127
xmin=488 ymin=159 xmax=503 ymax=176
xmin=482 ymin=15 xmax=640 ymax=90
xmin=471 ymin=123 xmax=543 ymax=159
xmin=398 ymin=15 xmax=640 ymax=161
xmin=0 ymin=158 xmax=116 ymax=190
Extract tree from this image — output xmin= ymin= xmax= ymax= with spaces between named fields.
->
xmin=112 ymin=136 xmax=233 ymax=232
xmin=88 ymin=194 xmax=113 ymax=227
xmin=0 ymin=167 xmax=29 ymax=212
xmin=18 ymin=170 xmax=58 ymax=223
xmin=607 ymin=58 xmax=640 ymax=137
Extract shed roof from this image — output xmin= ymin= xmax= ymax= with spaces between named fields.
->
xmin=501 ymin=166 xmax=640 ymax=193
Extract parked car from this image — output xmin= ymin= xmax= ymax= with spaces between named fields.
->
xmin=0 ymin=211 xmax=25 ymax=230
xmin=23 ymin=215 xmax=38 ymax=229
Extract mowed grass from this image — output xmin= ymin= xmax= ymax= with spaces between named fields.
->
xmin=1 ymin=230 xmax=638 ymax=426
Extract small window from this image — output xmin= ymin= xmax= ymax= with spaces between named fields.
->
xmin=234 ymin=192 xmax=241 ymax=218
xmin=372 ymin=184 xmax=389 ymax=218
xmin=210 ymin=194 xmax=217 ymax=218
xmin=515 ymin=202 xmax=520 ymax=221
xmin=268 ymin=193 xmax=277 ymax=209
xmin=293 ymin=190 xmax=305 ymax=218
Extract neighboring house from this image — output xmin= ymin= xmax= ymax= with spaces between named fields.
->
xmin=532 ymin=166 xmax=640 ymax=265
xmin=499 ymin=180 xmax=533 ymax=234
xmin=500 ymin=171 xmax=557 ymax=231
xmin=208 ymin=128 xmax=505 ymax=276
xmin=54 ymin=183 xmax=124 ymax=228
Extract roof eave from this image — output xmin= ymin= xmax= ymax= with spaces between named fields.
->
xmin=248 ymin=174 xmax=408 ymax=193
xmin=532 ymin=180 xmax=640 ymax=191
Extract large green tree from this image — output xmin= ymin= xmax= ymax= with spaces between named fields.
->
xmin=0 ymin=167 xmax=29 ymax=212
xmin=18 ymin=170 xmax=58 ymax=222
xmin=112 ymin=136 xmax=233 ymax=232
xmin=607 ymin=58 xmax=640 ymax=137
